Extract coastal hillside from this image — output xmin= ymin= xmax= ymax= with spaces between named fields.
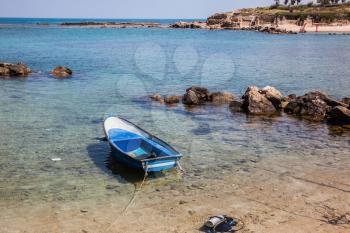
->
xmin=172 ymin=2 xmax=350 ymax=33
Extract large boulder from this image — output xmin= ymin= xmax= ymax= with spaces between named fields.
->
xmin=209 ymin=92 xmax=234 ymax=104
xmin=0 ymin=63 xmax=31 ymax=76
xmin=182 ymin=86 xmax=209 ymax=105
xmin=259 ymin=86 xmax=283 ymax=108
xmin=51 ymin=66 xmax=72 ymax=78
xmin=284 ymin=91 xmax=332 ymax=121
xmin=328 ymin=106 xmax=350 ymax=125
xmin=241 ymin=86 xmax=276 ymax=114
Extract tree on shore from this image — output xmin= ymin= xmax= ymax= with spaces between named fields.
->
xmin=278 ymin=0 xmax=348 ymax=5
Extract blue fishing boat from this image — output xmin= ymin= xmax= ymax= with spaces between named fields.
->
xmin=103 ymin=116 xmax=183 ymax=172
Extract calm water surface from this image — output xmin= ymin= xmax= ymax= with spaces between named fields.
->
xmin=0 ymin=22 xmax=350 ymax=206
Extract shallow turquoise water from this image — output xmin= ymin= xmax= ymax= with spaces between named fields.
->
xmin=0 ymin=25 xmax=350 ymax=205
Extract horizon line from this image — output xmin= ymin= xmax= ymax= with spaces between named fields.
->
xmin=0 ymin=16 xmax=207 ymax=20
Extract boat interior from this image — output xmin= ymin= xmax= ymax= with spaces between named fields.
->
xmin=109 ymin=128 xmax=175 ymax=160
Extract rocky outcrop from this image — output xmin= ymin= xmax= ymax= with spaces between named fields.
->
xmin=241 ymin=86 xmax=277 ymax=114
xmin=51 ymin=66 xmax=72 ymax=78
xmin=150 ymin=87 xmax=234 ymax=106
xmin=61 ymin=22 xmax=161 ymax=28
xmin=209 ymin=92 xmax=234 ymax=104
xmin=207 ymin=13 xmax=233 ymax=26
xmin=170 ymin=21 xmax=208 ymax=29
xmin=182 ymin=86 xmax=210 ymax=105
xmin=250 ymin=26 xmax=297 ymax=34
xmin=284 ymin=92 xmax=331 ymax=121
xmin=0 ymin=63 xmax=31 ymax=76
xmin=328 ymin=106 xmax=350 ymax=125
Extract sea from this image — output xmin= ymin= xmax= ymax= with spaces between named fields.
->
xmin=0 ymin=18 xmax=350 ymax=216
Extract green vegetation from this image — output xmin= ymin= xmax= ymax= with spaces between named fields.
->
xmin=242 ymin=2 xmax=350 ymax=22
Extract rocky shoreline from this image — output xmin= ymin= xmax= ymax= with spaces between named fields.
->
xmin=150 ymin=86 xmax=350 ymax=127
xmin=60 ymin=22 xmax=162 ymax=28
xmin=0 ymin=62 xmax=72 ymax=78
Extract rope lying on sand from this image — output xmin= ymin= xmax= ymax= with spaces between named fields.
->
xmin=104 ymin=162 xmax=184 ymax=232
xmin=105 ymin=166 xmax=149 ymax=232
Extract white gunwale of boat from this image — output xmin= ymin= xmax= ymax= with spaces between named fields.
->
xmin=104 ymin=116 xmax=147 ymax=138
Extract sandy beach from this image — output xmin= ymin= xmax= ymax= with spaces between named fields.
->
xmin=277 ymin=23 xmax=350 ymax=33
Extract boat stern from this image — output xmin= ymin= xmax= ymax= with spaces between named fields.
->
xmin=142 ymin=156 xmax=182 ymax=172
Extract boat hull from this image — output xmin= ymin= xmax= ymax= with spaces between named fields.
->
xmin=110 ymin=145 xmax=179 ymax=172
xmin=104 ymin=116 xmax=182 ymax=173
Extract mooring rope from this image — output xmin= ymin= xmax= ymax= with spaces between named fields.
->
xmin=105 ymin=164 xmax=149 ymax=232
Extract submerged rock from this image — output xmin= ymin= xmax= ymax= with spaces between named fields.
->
xmin=164 ymin=95 xmax=181 ymax=104
xmin=209 ymin=92 xmax=234 ymax=104
xmin=183 ymin=86 xmax=209 ymax=105
xmin=0 ymin=62 xmax=31 ymax=76
xmin=51 ymin=66 xmax=73 ymax=78
xmin=150 ymin=94 xmax=165 ymax=104
xmin=328 ymin=106 xmax=350 ymax=125
xmin=241 ymin=86 xmax=277 ymax=114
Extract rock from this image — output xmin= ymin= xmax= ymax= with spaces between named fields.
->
xmin=182 ymin=86 xmax=209 ymax=105
xmin=179 ymin=200 xmax=187 ymax=205
xmin=183 ymin=90 xmax=199 ymax=105
xmin=51 ymin=66 xmax=73 ymax=78
xmin=0 ymin=62 xmax=31 ymax=76
xmin=241 ymin=86 xmax=276 ymax=114
xmin=284 ymin=91 xmax=331 ymax=121
xmin=281 ymin=94 xmax=296 ymax=109
xmin=341 ymin=97 xmax=350 ymax=105
xmin=209 ymin=92 xmax=234 ymax=104
xmin=150 ymin=94 xmax=164 ymax=103
xmin=259 ymin=86 xmax=283 ymax=108
xmin=164 ymin=95 xmax=181 ymax=104
xmin=229 ymin=100 xmax=243 ymax=112
xmin=170 ymin=21 xmax=207 ymax=29
xmin=328 ymin=106 xmax=350 ymax=125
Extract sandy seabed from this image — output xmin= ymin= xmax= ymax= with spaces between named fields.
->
xmin=1 ymin=151 xmax=350 ymax=233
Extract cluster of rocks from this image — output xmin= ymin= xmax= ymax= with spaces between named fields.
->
xmin=234 ymin=87 xmax=350 ymax=125
xmin=61 ymin=22 xmax=161 ymax=28
xmin=150 ymin=86 xmax=234 ymax=105
xmin=0 ymin=63 xmax=31 ymax=76
xmin=170 ymin=22 xmax=209 ymax=29
xmin=0 ymin=62 xmax=73 ymax=78
xmin=150 ymin=85 xmax=350 ymax=126
xmin=246 ymin=26 xmax=297 ymax=34
xmin=284 ymin=91 xmax=350 ymax=124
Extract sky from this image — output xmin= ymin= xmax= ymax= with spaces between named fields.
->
xmin=0 ymin=0 xmax=272 ymax=19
